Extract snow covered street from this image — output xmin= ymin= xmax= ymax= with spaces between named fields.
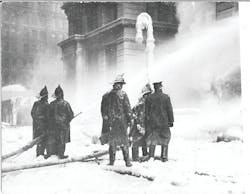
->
xmin=2 ymin=107 xmax=246 ymax=194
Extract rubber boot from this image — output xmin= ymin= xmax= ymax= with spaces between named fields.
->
xmin=36 ymin=142 xmax=45 ymax=157
xmin=59 ymin=155 xmax=69 ymax=159
xmin=161 ymin=145 xmax=168 ymax=162
xmin=149 ymin=145 xmax=156 ymax=158
xmin=142 ymin=147 xmax=148 ymax=156
xmin=58 ymin=144 xmax=68 ymax=159
xmin=122 ymin=147 xmax=132 ymax=167
xmin=108 ymin=146 xmax=116 ymax=165
xmin=132 ymin=147 xmax=139 ymax=161
xmin=45 ymin=142 xmax=54 ymax=159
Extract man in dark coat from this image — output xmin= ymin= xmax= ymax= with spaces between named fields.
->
xmin=103 ymin=74 xmax=133 ymax=167
xmin=31 ymin=86 xmax=49 ymax=157
xmin=100 ymin=92 xmax=111 ymax=145
xmin=145 ymin=81 xmax=174 ymax=162
xmin=49 ymin=85 xmax=74 ymax=159
xmin=130 ymin=84 xmax=152 ymax=161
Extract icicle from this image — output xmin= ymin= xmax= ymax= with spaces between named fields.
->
xmin=135 ymin=12 xmax=155 ymax=84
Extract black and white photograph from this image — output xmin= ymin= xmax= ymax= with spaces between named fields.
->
xmin=1 ymin=1 xmax=250 ymax=194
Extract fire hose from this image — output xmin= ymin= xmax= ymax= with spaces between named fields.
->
xmin=2 ymin=112 xmax=82 ymax=161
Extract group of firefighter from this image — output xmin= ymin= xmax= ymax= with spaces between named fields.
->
xmin=31 ymin=74 xmax=174 ymax=167
xmin=31 ymin=85 xmax=74 ymax=159
xmin=100 ymin=74 xmax=174 ymax=167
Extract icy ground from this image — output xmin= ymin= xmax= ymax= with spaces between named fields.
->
xmin=1 ymin=107 xmax=247 ymax=194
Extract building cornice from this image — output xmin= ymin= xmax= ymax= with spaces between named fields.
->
xmin=58 ymin=17 xmax=178 ymax=48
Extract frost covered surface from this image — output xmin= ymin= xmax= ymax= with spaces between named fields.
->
xmin=2 ymin=106 xmax=246 ymax=194
xmin=2 ymin=84 xmax=33 ymax=101
xmin=2 ymin=84 xmax=27 ymax=92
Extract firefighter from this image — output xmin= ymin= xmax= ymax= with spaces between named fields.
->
xmin=31 ymin=86 xmax=49 ymax=157
xmin=103 ymin=74 xmax=133 ymax=167
xmin=145 ymin=81 xmax=174 ymax=162
xmin=100 ymin=91 xmax=111 ymax=145
xmin=130 ymin=84 xmax=152 ymax=161
xmin=49 ymin=85 xmax=74 ymax=159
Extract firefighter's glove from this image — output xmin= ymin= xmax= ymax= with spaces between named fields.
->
xmin=169 ymin=123 xmax=173 ymax=127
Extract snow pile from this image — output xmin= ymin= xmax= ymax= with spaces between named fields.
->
xmin=2 ymin=84 xmax=33 ymax=101
xmin=2 ymin=84 xmax=28 ymax=92
xmin=210 ymin=66 xmax=241 ymax=101
xmin=172 ymin=104 xmax=242 ymax=143
xmin=2 ymin=84 xmax=35 ymax=125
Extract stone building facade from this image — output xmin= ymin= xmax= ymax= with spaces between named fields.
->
xmin=1 ymin=2 xmax=68 ymax=88
xmin=59 ymin=2 xmax=179 ymax=93
xmin=59 ymin=2 xmax=238 ymax=94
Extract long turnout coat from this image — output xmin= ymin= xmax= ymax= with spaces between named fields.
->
xmin=101 ymin=92 xmax=110 ymax=135
xmin=31 ymin=100 xmax=49 ymax=139
xmin=106 ymin=89 xmax=132 ymax=147
xmin=49 ymin=98 xmax=74 ymax=144
xmin=130 ymin=97 xmax=147 ymax=147
xmin=145 ymin=91 xmax=174 ymax=146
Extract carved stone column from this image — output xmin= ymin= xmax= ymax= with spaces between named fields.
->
xmin=75 ymin=40 xmax=86 ymax=105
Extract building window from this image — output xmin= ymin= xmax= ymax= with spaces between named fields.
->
xmin=216 ymin=2 xmax=238 ymax=19
xmin=159 ymin=3 xmax=177 ymax=23
xmin=10 ymin=39 xmax=17 ymax=53
xmin=216 ymin=2 xmax=234 ymax=13
xmin=23 ymin=2 xmax=29 ymax=7
xmin=103 ymin=3 xmax=117 ymax=24
xmin=39 ymin=2 xmax=48 ymax=10
xmin=31 ymin=44 xmax=37 ymax=53
xmin=52 ymin=2 xmax=57 ymax=12
xmin=39 ymin=14 xmax=47 ymax=26
xmin=105 ymin=44 xmax=116 ymax=68
xmin=146 ymin=3 xmax=158 ymax=21
xmin=23 ymin=43 xmax=29 ymax=53
xmin=87 ymin=3 xmax=98 ymax=32
xmin=23 ymin=29 xmax=29 ymax=42
xmin=31 ymin=30 xmax=38 ymax=41
xmin=146 ymin=2 xmax=177 ymax=23
xmin=23 ymin=13 xmax=29 ymax=26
